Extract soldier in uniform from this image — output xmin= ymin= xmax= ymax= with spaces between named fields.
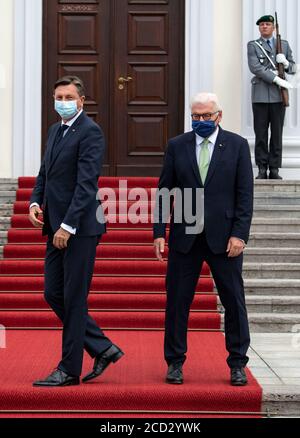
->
xmin=247 ymin=15 xmax=296 ymax=179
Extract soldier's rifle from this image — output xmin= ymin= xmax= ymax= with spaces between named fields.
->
xmin=275 ymin=12 xmax=289 ymax=107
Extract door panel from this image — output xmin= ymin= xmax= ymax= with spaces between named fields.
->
xmin=43 ymin=0 xmax=185 ymax=176
xmin=113 ymin=0 xmax=184 ymax=176
xmin=43 ymin=0 xmax=112 ymax=174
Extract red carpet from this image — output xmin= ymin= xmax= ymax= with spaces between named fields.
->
xmin=3 ymin=244 xmax=167 ymax=259
xmin=0 ymin=293 xmax=217 ymax=310
xmin=0 ymin=311 xmax=219 ymax=330
xmin=0 ymin=331 xmax=262 ymax=417
xmin=0 ymin=260 xmax=210 ymax=276
xmin=13 ymin=202 xmax=155 ymax=215
xmin=0 ymin=177 xmax=262 ymax=417
xmin=0 ymin=276 xmax=213 ymax=293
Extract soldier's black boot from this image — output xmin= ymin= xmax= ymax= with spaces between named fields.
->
xmin=269 ymin=168 xmax=283 ymax=180
xmin=256 ymin=166 xmax=267 ymax=179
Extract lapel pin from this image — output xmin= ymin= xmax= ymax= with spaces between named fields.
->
xmin=219 ymin=144 xmax=223 ymax=148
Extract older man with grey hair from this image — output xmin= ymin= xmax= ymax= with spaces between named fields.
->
xmin=153 ymin=92 xmax=254 ymax=386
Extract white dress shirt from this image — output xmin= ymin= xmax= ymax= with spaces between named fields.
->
xmin=30 ymin=109 xmax=84 ymax=235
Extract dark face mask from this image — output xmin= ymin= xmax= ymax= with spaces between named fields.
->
xmin=192 ymin=120 xmax=217 ymax=138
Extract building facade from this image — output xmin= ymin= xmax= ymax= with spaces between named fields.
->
xmin=0 ymin=0 xmax=299 ymax=178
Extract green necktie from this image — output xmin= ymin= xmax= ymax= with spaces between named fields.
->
xmin=199 ymin=138 xmax=210 ymax=184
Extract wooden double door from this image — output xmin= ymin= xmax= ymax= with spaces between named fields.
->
xmin=43 ymin=0 xmax=185 ymax=176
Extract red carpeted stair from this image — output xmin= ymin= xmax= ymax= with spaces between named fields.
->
xmin=0 ymin=331 xmax=261 ymax=417
xmin=0 ymin=176 xmax=262 ymax=417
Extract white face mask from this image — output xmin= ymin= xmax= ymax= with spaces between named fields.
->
xmin=54 ymin=100 xmax=78 ymax=119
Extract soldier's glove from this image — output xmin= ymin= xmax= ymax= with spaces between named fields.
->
xmin=273 ymin=76 xmax=293 ymax=89
xmin=276 ymin=53 xmax=290 ymax=69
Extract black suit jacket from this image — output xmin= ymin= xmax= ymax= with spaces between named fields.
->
xmin=153 ymin=127 xmax=254 ymax=254
xmin=30 ymin=111 xmax=106 ymax=237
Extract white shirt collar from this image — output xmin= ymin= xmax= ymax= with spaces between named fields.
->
xmin=62 ymin=109 xmax=83 ymax=127
xmin=195 ymin=126 xmax=220 ymax=146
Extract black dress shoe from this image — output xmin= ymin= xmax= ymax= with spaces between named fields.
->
xmin=230 ymin=367 xmax=248 ymax=386
xmin=256 ymin=167 xmax=267 ymax=179
xmin=166 ymin=363 xmax=183 ymax=384
xmin=269 ymin=168 xmax=283 ymax=180
xmin=82 ymin=344 xmax=124 ymax=383
xmin=33 ymin=369 xmax=80 ymax=387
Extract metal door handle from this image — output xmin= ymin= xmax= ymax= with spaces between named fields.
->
xmin=118 ymin=76 xmax=133 ymax=90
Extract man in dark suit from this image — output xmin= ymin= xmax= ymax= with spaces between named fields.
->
xmin=153 ymin=93 xmax=253 ymax=386
xmin=29 ymin=76 xmax=123 ymax=387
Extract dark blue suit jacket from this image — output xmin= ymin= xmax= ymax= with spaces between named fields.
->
xmin=153 ymin=127 xmax=254 ymax=254
xmin=30 ymin=111 xmax=106 ymax=237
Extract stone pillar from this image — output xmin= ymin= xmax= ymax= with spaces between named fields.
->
xmin=13 ymin=0 xmax=43 ymax=177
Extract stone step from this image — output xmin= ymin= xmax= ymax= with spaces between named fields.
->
xmin=0 ymin=204 xmax=13 ymax=216
xmin=244 ymin=279 xmax=300 ymax=296
xmin=0 ymin=232 xmax=8 ymax=245
xmin=4 ymin=186 xmax=300 ymax=202
xmin=1 ymin=179 xmax=300 ymax=194
xmin=244 ymin=248 xmax=300 ymax=263
xmin=1 ymin=179 xmax=300 ymax=190
xmin=262 ymin=386 xmax=300 ymax=417
xmin=0 ymin=203 xmax=299 ymax=219
xmin=219 ymin=295 xmax=300 ymax=313
xmin=243 ymin=263 xmax=300 ymax=279
xmin=0 ymin=191 xmax=16 ymax=203
xmin=221 ymin=313 xmax=300 ymax=333
xmin=251 ymin=218 xmax=300 ymax=233
xmin=253 ymin=205 xmax=300 ymax=218
xmin=248 ymin=332 xmax=300 ymax=417
xmin=248 ymin=233 xmax=300 ymax=248
xmin=245 ymin=296 xmax=300 ymax=313
xmin=254 ymin=192 xmax=300 ymax=205
xmin=3 ymin=216 xmax=299 ymax=233
xmin=0 ymin=217 xmax=11 ymax=231
xmin=254 ymin=180 xmax=300 ymax=192
xmin=248 ymin=313 xmax=300 ymax=333
xmin=0 ymin=179 xmax=18 ymax=190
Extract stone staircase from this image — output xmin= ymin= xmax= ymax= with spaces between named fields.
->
xmin=244 ymin=181 xmax=300 ymax=333
xmin=0 ymin=178 xmax=300 ymax=417
xmin=0 ymin=179 xmax=300 ymax=334
xmin=0 ymin=179 xmax=17 ymax=258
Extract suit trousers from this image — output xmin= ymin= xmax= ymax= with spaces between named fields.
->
xmin=252 ymin=102 xmax=286 ymax=169
xmin=164 ymin=233 xmax=250 ymax=369
xmin=44 ymin=234 xmax=112 ymax=376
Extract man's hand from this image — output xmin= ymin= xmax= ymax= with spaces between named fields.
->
xmin=273 ymin=76 xmax=293 ymax=89
xmin=29 ymin=206 xmax=44 ymax=228
xmin=226 ymin=237 xmax=245 ymax=258
xmin=276 ymin=53 xmax=289 ymax=69
xmin=154 ymin=238 xmax=165 ymax=262
xmin=53 ymin=228 xmax=71 ymax=250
